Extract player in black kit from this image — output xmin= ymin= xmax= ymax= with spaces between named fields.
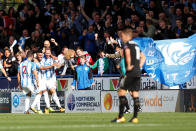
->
xmin=111 ymin=28 xmax=146 ymax=123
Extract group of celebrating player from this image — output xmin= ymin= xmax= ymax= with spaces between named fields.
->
xmin=17 ymin=46 xmax=65 ymax=114
xmin=17 ymin=27 xmax=146 ymax=124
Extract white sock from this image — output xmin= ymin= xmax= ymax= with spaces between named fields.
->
xmin=25 ymin=96 xmax=30 ymax=112
xmin=52 ymin=93 xmax=61 ymax=108
xmin=37 ymin=97 xmax=41 ymax=110
xmin=31 ymin=94 xmax=41 ymax=109
xmin=43 ymin=92 xmax=50 ymax=108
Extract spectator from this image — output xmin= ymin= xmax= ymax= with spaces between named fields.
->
xmin=79 ymin=25 xmax=96 ymax=60
xmin=75 ymin=46 xmax=94 ymax=66
xmin=18 ymin=29 xmax=30 ymax=50
xmin=173 ymin=19 xmax=185 ymax=38
xmin=71 ymin=55 xmax=95 ymax=90
xmin=142 ymin=19 xmax=156 ymax=38
xmin=3 ymin=47 xmax=16 ymax=76
xmin=185 ymin=16 xmax=196 ymax=37
xmin=90 ymin=50 xmax=109 ymax=76
xmin=154 ymin=19 xmax=174 ymax=40
xmin=61 ymin=49 xmax=76 ymax=75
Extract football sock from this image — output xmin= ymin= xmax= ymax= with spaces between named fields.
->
xmin=52 ymin=93 xmax=61 ymax=108
xmin=133 ymin=97 xmax=140 ymax=118
xmin=43 ymin=92 xmax=50 ymax=108
xmin=119 ymin=96 xmax=127 ymax=118
xmin=37 ymin=98 xmax=41 ymax=110
xmin=31 ymin=94 xmax=41 ymax=109
xmin=125 ymin=96 xmax=130 ymax=110
xmin=25 ymin=96 xmax=30 ymax=112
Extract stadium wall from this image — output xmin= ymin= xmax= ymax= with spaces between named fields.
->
xmin=0 ymin=75 xmax=195 ymax=113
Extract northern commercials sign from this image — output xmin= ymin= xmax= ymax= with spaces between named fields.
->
xmin=65 ymin=90 xmax=101 ymax=112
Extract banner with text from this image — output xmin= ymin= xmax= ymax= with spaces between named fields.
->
xmin=0 ymin=92 xmax=11 ymax=113
xmin=101 ymin=90 xmax=183 ymax=112
xmin=65 ymin=90 xmax=101 ymax=112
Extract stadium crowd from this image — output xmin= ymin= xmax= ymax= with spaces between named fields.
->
xmin=0 ymin=0 xmax=196 ymax=76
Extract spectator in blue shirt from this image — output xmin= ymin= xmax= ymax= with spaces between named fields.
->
xmin=71 ymin=55 xmax=95 ymax=90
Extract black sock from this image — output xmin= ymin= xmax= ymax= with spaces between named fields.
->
xmin=124 ymin=96 xmax=130 ymax=110
xmin=119 ymin=96 xmax=127 ymax=118
xmin=133 ymin=97 xmax=140 ymax=118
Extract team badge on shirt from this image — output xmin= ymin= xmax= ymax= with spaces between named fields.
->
xmin=85 ymin=67 xmax=88 ymax=71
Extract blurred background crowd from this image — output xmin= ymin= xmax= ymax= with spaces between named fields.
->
xmin=0 ymin=0 xmax=195 ymax=77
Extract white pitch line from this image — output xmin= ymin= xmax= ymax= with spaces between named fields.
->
xmin=0 ymin=124 xmax=164 ymax=130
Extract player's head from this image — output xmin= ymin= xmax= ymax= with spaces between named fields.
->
xmin=26 ymin=50 xmax=34 ymax=60
xmin=36 ymin=49 xmax=43 ymax=61
xmin=45 ymin=47 xmax=51 ymax=58
xmin=79 ymin=55 xmax=86 ymax=65
xmin=121 ymin=28 xmax=133 ymax=43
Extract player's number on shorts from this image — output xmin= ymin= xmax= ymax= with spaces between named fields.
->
xmin=135 ymin=46 xmax=140 ymax=60
xmin=22 ymin=66 xmax=27 ymax=74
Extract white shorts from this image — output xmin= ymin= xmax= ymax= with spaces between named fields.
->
xmin=22 ymin=86 xmax=35 ymax=94
xmin=45 ymin=79 xmax=56 ymax=90
xmin=36 ymin=81 xmax=47 ymax=93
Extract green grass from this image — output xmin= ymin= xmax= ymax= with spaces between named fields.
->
xmin=0 ymin=113 xmax=196 ymax=131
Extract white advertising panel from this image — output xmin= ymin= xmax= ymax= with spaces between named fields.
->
xmin=65 ymin=90 xmax=101 ymax=112
xmin=101 ymin=90 xmax=180 ymax=112
xmin=11 ymin=92 xmax=36 ymax=113
xmin=141 ymin=76 xmax=162 ymax=89
xmin=101 ymin=91 xmax=119 ymax=112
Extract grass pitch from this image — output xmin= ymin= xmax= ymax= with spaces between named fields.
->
xmin=0 ymin=113 xmax=196 ymax=131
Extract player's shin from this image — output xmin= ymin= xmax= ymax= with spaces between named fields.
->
xmin=133 ymin=97 xmax=140 ymax=118
xmin=119 ymin=96 xmax=127 ymax=118
xmin=52 ymin=92 xmax=61 ymax=108
xmin=43 ymin=91 xmax=50 ymax=108
xmin=25 ymin=96 xmax=31 ymax=112
xmin=31 ymin=94 xmax=41 ymax=109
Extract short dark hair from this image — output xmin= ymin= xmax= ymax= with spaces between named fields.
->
xmin=26 ymin=51 xmax=34 ymax=58
xmin=122 ymin=28 xmax=133 ymax=36
xmin=36 ymin=49 xmax=42 ymax=54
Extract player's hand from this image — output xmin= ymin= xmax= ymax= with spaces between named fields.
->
xmin=127 ymin=65 xmax=134 ymax=71
xmin=7 ymin=77 xmax=11 ymax=81
xmin=71 ymin=86 xmax=75 ymax=90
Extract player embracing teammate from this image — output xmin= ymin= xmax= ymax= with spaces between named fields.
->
xmin=18 ymin=47 xmax=65 ymax=114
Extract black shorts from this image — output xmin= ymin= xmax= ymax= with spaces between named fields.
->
xmin=121 ymin=74 xmax=140 ymax=91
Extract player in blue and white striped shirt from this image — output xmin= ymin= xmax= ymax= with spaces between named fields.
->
xmin=17 ymin=51 xmax=39 ymax=114
xmin=32 ymin=50 xmax=58 ymax=114
xmin=42 ymin=48 xmax=65 ymax=112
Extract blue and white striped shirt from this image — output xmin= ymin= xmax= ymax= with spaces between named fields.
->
xmin=18 ymin=60 xmax=36 ymax=87
xmin=35 ymin=62 xmax=46 ymax=81
xmin=41 ymin=56 xmax=57 ymax=80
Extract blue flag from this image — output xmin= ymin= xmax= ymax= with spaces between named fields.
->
xmin=133 ymin=34 xmax=196 ymax=86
